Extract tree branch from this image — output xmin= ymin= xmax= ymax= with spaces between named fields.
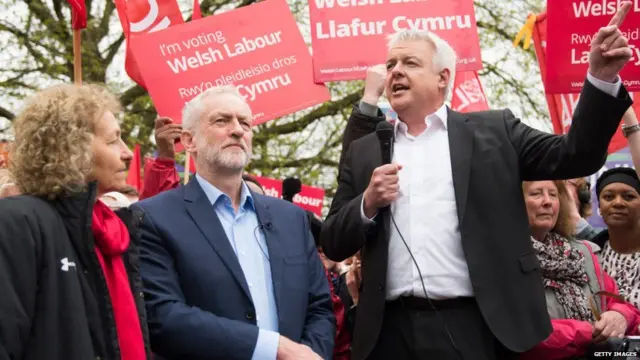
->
xmin=52 ymin=0 xmax=64 ymax=22
xmin=26 ymin=0 xmax=71 ymax=47
xmin=104 ymin=34 xmax=125 ymax=65
xmin=255 ymin=90 xmax=361 ymax=140
xmin=237 ymin=0 xmax=259 ymax=8
xmin=250 ymin=156 xmax=338 ymax=169
xmin=0 ymin=106 xmax=15 ymax=121
xmin=97 ymin=0 xmax=116 ymax=41
xmin=120 ymin=85 xmax=147 ymax=107
xmin=86 ymin=0 xmax=95 ymax=22
xmin=0 ymin=20 xmax=50 ymax=72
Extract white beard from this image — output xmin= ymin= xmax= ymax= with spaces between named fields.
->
xmin=196 ymin=137 xmax=251 ymax=172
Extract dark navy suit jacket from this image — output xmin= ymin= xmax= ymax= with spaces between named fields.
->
xmin=133 ymin=179 xmax=335 ymax=359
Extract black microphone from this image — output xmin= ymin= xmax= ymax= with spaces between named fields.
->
xmin=282 ymin=177 xmax=302 ymax=203
xmin=259 ymin=222 xmax=272 ymax=230
xmin=375 ymin=121 xmax=395 ymax=218
xmin=376 ymin=121 xmax=394 ymax=165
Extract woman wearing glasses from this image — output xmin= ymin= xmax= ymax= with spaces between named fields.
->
xmin=521 ymin=180 xmax=640 ymax=360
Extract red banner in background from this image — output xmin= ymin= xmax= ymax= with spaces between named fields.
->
xmin=256 ymin=176 xmax=325 ymax=216
xmin=533 ymin=11 xmax=640 ymax=154
xmin=126 ymin=144 xmax=142 ymax=192
xmin=130 ymin=0 xmax=330 ymax=126
xmin=450 ymin=71 xmax=489 ymax=112
xmin=114 ymin=0 xmax=185 ymax=88
xmin=0 ymin=141 xmax=9 ymax=168
xmin=66 ymin=0 xmax=87 ymax=30
xmin=546 ymin=0 xmax=640 ymax=94
xmin=309 ymin=0 xmax=482 ymax=82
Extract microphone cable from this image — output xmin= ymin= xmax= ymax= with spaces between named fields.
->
xmin=388 ymin=210 xmax=465 ymax=360
xmin=375 ymin=120 xmax=463 ymax=359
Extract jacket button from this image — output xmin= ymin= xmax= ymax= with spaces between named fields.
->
xmin=245 ymin=311 xmax=255 ymax=320
xmin=139 ymin=292 xmax=144 ymax=299
xmin=378 ymin=283 xmax=384 ymax=291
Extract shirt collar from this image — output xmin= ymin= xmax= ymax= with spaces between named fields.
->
xmin=394 ymin=104 xmax=449 ymax=137
xmin=195 ymin=173 xmax=255 ymax=211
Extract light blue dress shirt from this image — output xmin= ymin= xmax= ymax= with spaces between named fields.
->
xmin=196 ymin=174 xmax=280 ymax=360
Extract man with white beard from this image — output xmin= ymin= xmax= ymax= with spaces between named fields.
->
xmin=133 ymin=86 xmax=334 ymax=360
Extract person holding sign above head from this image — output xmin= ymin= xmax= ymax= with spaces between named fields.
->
xmin=133 ymin=85 xmax=334 ymax=360
xmin=321 ymin=3 xmax=637 ymax=360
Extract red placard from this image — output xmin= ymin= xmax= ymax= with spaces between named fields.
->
xmin=450 ymin=71 xmax=489 ymax=112
xmin=533 ymin=11 xmax=640 ymax=154
xmin=0 ymin=141 xmax=9 ymax=168
xmin=546 ymin=0 xmax=640 ymax=94
xmin=130 ymin=0 xmax=330 ymax=126
xmin=114 ymin=0 xmax=185 ymax=88
xmin=309 ymin=0 xmax=482 ymax=82
xmin=256 ymin=176 xmax=325 ymax=216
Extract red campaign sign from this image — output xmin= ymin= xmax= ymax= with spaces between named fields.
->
xmin=450 ymin=71 xmax=489 ymax=112
xmin=114 ymin=0 xmax=185 ymax=88
xmin=256 ymin=176 xmax=325 ymax=217
xmin=130 ymin=0 xmax=330 ymax=126
xmin=0 ymin=141 xmax=9 ymax=168
xmin=533 ymin=11 xmax=640 ymax=154
xmin=309 ymin=0 xmax=482 ymax=82
xmin=546 ymin=0 xmax=640 ymax=94
xmin=551 ymin=93 xmax=640 ymax=152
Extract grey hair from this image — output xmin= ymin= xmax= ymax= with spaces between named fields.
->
xmin=181 ymin=85 xmax=248 ymax=133
xmin=387 ymin=30 xmax=457 ymax=98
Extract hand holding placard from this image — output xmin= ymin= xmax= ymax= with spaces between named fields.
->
xmin=589 ymin=1 xmax=634 ymax=82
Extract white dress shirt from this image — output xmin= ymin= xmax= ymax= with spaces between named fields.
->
xmin=362 ymin=104 xmax=472 ymax=300
xmin=359 ymin=73 xmax=622 ymax=301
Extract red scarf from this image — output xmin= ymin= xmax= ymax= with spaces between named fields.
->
xmin=92 ymin=200 xmax=146 ymax=360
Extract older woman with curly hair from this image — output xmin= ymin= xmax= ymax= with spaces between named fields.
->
xmin=0 ymin=84 xmax=150 ymax=360
xmin=521 ymin=180 xmax=640 ymax=360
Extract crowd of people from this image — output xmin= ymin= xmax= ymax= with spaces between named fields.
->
xmin=1 ymin=3 xmax=640 ymax=360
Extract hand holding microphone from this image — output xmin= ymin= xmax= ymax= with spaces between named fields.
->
xmin=362 ymin=121 xmax=401 ymax=218
xmin=362 ymin=164 xmax=402 ymax=218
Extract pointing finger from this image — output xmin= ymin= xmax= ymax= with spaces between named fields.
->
xmin=608 ymin=1 xmax=632 ymax=27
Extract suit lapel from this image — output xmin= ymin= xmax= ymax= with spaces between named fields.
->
xmin=183 ymin=179 xmax=252 ymax=302
xmin=252 ymin=196 xmax=285 ymax=319
xmin=447 ymin=109 xmax=474 ymax=224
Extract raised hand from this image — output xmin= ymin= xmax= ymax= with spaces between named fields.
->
xmin=154 ymin=117 xmax=182 ymax=159
xmin=589 ymin=1 xmax=633 ymax=83
xmin=363 ymin=64 xmax=387 ymax=105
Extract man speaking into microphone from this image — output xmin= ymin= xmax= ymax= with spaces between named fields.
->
xmin=321 ymin=4 xmax=636 ymax=360
xmin=134 ymin=85 xmax=334 ymax=360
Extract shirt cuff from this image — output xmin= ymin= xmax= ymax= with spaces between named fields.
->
xmin=586 ymin=72 xmax=622 ymax=97
xmin=358 ymin=101 xmax=379 ymax=117
xmin=251 ymin=329 xmax=279 ymax=360
xmin=360 ymin=196 xmax=377 ymax=224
